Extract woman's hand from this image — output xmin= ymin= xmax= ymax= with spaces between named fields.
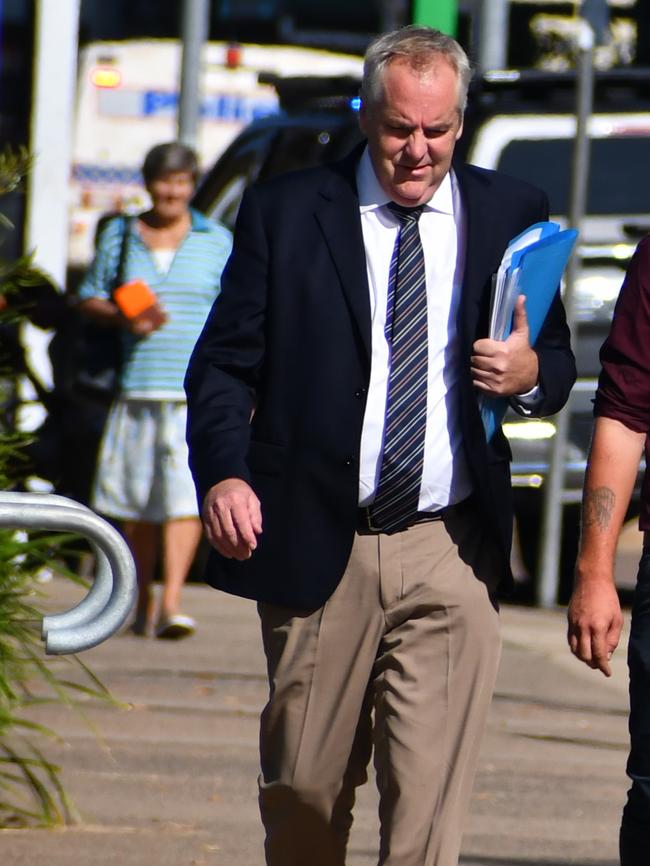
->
xmin=127 ymin=302 xmax=168 ymax=335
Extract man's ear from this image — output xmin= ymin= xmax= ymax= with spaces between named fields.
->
xmin=358 ymin=102 xmax=368 ymax=136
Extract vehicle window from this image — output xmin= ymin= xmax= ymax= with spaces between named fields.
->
xmin=199 ymin=126 xmax=279 ymax=229
xmin=198 ymin=118 xmax=363 ymax=228
xmin=496 ymin=137 xmax=650 ymax=215
xmin=259 ymin=126 xmax=340 ymax=179
xmin=323 ymin=124 xmax=365 ymax=160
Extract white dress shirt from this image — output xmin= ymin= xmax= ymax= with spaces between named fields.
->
xmin=356 ymin=147 xmax=473 ymax=511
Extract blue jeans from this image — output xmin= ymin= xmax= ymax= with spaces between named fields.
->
xmin=620 ymin=550 xmax=650 ymax=865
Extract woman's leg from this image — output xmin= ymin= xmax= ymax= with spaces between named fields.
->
xmin=122 ymin=519 xmax=159 ymax=634
xmin=157 ymin=516 xmax=203 ymax=632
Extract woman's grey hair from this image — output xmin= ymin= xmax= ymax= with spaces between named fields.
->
xmin=142 ymin=141 xmax=200 ymax=186
xmin=361 ymin=25 xmax=473 ymax=115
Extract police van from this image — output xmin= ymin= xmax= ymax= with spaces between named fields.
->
xmin=69 ymin=39 xmax=364 ymax=270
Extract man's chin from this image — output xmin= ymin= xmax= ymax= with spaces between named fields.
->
xmin=390 ymin=184 xmax=433 ymax=207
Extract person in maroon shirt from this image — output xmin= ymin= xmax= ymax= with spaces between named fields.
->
xmin=568 ymin=234 xmax=650 ymax=865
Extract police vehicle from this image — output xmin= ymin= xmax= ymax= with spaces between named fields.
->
xmin=69 ymin=39 xmax=363 ymax=270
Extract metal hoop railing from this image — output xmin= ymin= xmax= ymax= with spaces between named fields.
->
xmin=0 ymin=491 xmax=136 ymax=654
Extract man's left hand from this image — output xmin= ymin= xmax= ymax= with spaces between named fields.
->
xmin=471 ymin=295 xmax=539 ymax=396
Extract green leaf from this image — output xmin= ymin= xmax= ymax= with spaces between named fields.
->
xmin=0 ymin=145 xmax=117 ymax=827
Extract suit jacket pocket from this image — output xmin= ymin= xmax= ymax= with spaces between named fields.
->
xmin=247 ymin=440 xmax=287 ymax=476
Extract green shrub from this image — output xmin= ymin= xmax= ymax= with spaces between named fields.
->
xmin=0 ymin=147 xmax=112 ymax=826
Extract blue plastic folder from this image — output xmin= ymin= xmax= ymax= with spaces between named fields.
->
xmin=480 ymin=225 xmax=578 ymax=442
xmin=487 ymin=221 xmax=561 ymax=344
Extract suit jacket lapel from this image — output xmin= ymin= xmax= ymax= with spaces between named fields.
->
xmin=309 ymin=155 xmax=508 ymax=368
xmin=455 ymin=162 xmax=505 ymax=350
xmin=314 ymin=148 xmax=372 ymax=366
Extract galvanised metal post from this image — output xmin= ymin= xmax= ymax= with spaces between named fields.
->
xmin=178 ymin=0 xmax=210 ymax=150
xmin=536 ymin=22 xmax=595 ymax=608
xmin=478 ymin=0 xmax=509 ymax=71
xmin=0 ymin=492 xmax=136 ymax=654
xmin=1 ymin=493 xmax=114 ymax=634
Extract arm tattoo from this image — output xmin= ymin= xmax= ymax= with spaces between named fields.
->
xmin=582 ymin=486 xmax=616 ymax=532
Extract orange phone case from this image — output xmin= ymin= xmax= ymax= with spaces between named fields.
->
xmin=113 ymin=279 xmax=158 ymax=319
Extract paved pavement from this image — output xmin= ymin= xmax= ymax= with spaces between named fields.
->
xmin=1 ymin=578 xmax=634 ymax=866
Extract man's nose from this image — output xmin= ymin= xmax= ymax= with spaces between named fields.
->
xmin=405 ymin=130 xmax=427 ymax=161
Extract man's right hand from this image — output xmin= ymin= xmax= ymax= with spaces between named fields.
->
xmin=567 ymin=418 xmax=642 ymax=678
xmin=201 ymin=478 xmax=262 ymax=561
xmin=567 ymin=570 xmax=623 ymax=677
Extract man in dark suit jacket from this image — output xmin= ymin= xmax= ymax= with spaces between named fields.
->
xmin=185 ymin=26 xmax=576 ymax=866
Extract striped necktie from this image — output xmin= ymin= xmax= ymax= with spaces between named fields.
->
xmin=369 ymin=202 xmax=428 ymax=533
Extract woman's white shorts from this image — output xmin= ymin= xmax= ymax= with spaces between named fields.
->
xmin=92 ymin=398 xmax=199 ymax=523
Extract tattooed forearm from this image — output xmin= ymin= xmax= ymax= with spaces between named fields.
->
xmin=582 ymin=486 xmax=615 ymax=532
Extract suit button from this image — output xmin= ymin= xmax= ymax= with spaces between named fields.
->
xmin=354 ymin=388 xmax=367 ymax=398
xmin=344 ymin=456 xmax=356 ymax=467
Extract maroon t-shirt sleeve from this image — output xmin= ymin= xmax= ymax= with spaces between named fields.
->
xmin=594 ymin=235 xmax=650 ymax=433
xmin=594 ymin=235 xmax=650 ymax=529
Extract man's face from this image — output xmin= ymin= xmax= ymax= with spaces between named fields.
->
xmin=359 ymin=57 xmax=464 ymax=207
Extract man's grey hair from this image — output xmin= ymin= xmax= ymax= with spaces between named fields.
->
xmin=361 ymin=25 xmax=473 ymax=115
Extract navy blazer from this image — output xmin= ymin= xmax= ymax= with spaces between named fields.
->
xmin=185 ymin=148 xmax=576 ymax=609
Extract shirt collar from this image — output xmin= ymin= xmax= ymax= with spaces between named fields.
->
xmin=189 ymin=207 xmax=212 ymax=232
xmin=356 ymin=145 xmax=455 ymax=217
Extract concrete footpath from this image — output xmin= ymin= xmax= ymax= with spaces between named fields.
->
xmin=1 ymin=579 xmax=633 ymax=866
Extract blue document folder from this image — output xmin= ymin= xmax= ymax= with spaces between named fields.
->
xmin=488 ymin=221 xmax=561 ymax=343
xmin=480 ymin=227 xmax=578 ymax=441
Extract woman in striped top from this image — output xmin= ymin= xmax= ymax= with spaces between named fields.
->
xmin=78 ymin=142 xmax=232 ymax=639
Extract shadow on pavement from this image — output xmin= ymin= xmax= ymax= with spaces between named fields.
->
xmin=460 ymin=857 xmax=614 ymax=866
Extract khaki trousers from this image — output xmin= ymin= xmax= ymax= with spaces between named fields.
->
xmin=257 ymin=503 xmax=502 ymax=866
